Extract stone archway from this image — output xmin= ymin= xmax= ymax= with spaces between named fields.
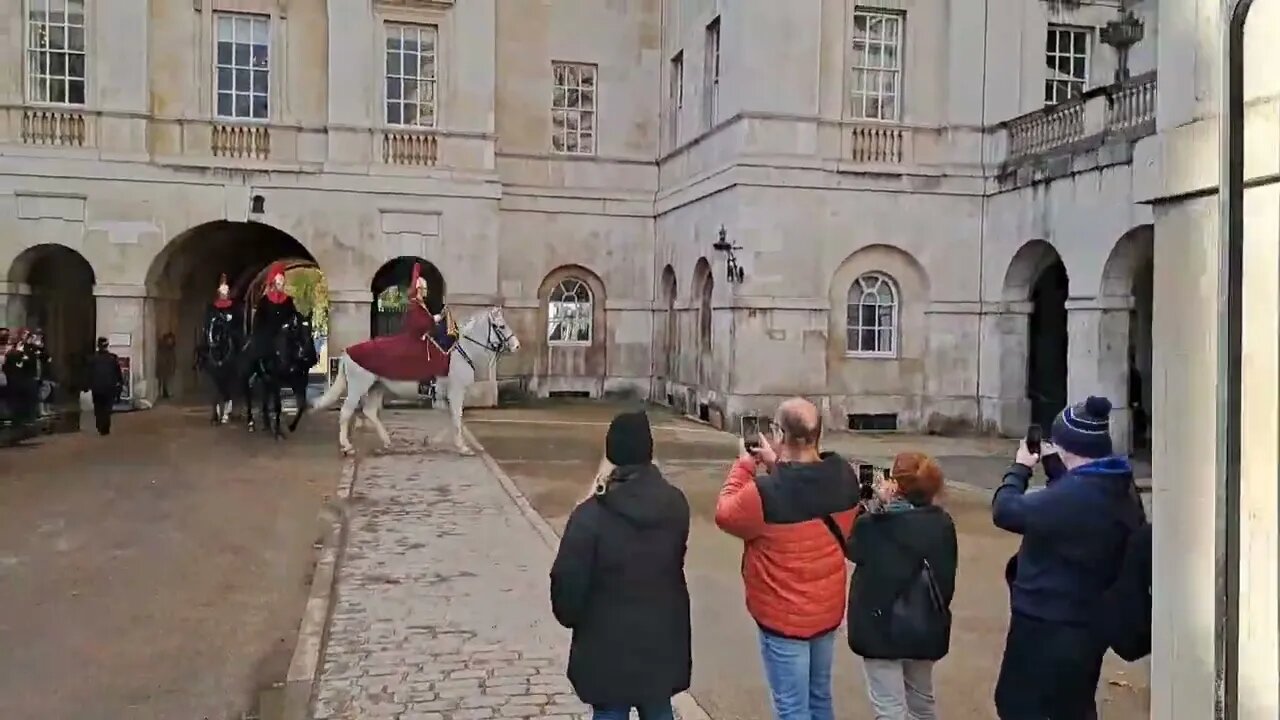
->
xmin=1100 ymin=225 xmax=1155 ymax=455
xmin=692 ymin=258 xmax=714 ymax=390
xmin=659 ymin=264 xmax=677 ymax=380
xmin=369 ymin=256 xmax=446 ymax=337
xmin=6 ymin=244 xmax=97 ymax=394
xmin=145 ymin=221 xmax=322 ymax=400
xmin=998 ymin=240 xmax=1069 ymax=434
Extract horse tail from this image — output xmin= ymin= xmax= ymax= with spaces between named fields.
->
xmin=313 ymin=355 xmax=347 ymax=410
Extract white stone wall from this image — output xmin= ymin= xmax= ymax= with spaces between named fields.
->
xmin=1 ymin=0 xmax=1159 ymax=427
xmin=1142 ymin=0 xmax=1280 ymax=717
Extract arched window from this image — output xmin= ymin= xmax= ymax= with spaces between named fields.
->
xmin=547 ymin=278 xmax=593 ymax=344
xmin=846 ymin=272 xmax=898 ymax=355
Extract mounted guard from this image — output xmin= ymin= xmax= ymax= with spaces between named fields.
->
xmin=316 ymin=263 xmax=521 ymax=456
xmin=242 ymin=262 xmax=317 ymax=437
xmin=197 ymin=273 xmax=244 ymax=424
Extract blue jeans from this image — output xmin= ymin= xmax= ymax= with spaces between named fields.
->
xmin=758 ymin=628 xmax=836 ymax=720
xmin=591 ymin=702 xmax=675 ymax=720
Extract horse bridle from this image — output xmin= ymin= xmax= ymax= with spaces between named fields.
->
xmin=207 ymin=315 xmax=234 ymax=366
xmin=452 ymin=314 xmax=515 ymax=371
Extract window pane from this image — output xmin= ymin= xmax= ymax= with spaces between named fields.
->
xmin=49 ymin=25 xmax=64 ymax=51
xmin=217 ymin=17 xmax=234 ymax=41
xmin=252 ymin=93 xmax=268 ymax=119
xmin=386 ymin=101 xmax=402 ymax=125
xmin=234 ymin=93 xmax=250 ymax=117
xmin=387 ymin=77 xmax=401 ymax=101
xmin=234 ymin=69 xmax=249 ymax=92
xmin=217 ymin=41 xmax=233 ymax=66
xmin=252 ymin=70 xmax=268 ymax=94
xmin=878 ymin=329 xmax=894 ymax=352
xmin=860 ymin=329 xmax=877 ymax=351
xmin=217 ymin=67 xmax=233 ymax=92
xmin=235 ymin=16 xmax=252 ymax=39
xmin=49 ymin=79 xmax=66 ymax=103
xmin=217 ymin=91 xmax=233 ymax=117
xmin=252 ymin=18 xmax=269 ymax=44
xmin=234 ymin=43 xmax=249 ymax=66
xmin=50 ymin=52 xmax=65 ymax=76
xmin=251 ymin=43 xmax=268 ymax=68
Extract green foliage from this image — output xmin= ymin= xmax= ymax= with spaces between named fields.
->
xmin=286 ymin=267 xmax=330 ymax=336
xmin=377 ymin=285 xmax=408 ymax=312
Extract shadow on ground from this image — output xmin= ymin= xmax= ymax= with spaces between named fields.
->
xmin=467 ymin=401 xmax=1150 ymax=720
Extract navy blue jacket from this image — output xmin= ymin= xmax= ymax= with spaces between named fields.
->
xmin=992 ymin=455 xmax=1145 ymax=626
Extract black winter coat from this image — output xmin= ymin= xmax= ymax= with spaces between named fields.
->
xmin=1098 ymin=521 xmax=1152 ymax=661
xmin=549 ymin=464 xmax=692 ymax=706
xmin=87 ymin=350 xmax=123 ymax=396
xmin=846 ymin=504 xmax=958 ymax=660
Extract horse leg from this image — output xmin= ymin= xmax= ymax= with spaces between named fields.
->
xmin=446 ymin=379 xmax=472 ymax=456
xmin=273 ymin=385 xmax=285 ymax=439
xmin=360 ymin=386 xmax=394 ymax=450
xmin=337 ymin=362 xmax=376 ymax=456
xmin=288 ymin=377 xmax=306 ymax=433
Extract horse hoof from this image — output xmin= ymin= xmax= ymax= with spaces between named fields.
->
xmin=458 ymin=447 xmax=475 ymax=457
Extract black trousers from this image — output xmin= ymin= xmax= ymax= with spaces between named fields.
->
xmin=995 ymin=612 xmax=1105 ymax=720
xmin=91 ymin=392 xmax=114 ymax=435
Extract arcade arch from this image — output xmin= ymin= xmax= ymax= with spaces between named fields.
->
xmin=537 ymin=265 xmax=607 ymax=393
xmin=6 ymin=244 xmax=97 ymax=391
xmin=692 ymin=258 xmax=713 ymax=387
xmin=145 ymin=221 xmax=323 ymax=398
xmin=370 ymin=256 xmax=446 ymax=337
xmin=1100 ymin=225 xmax=1154 ymax=454
xmin=659 ymin=265 xmax=677 ymax=379
xmin=1002 ymin=240 xmax=1069 ymax=431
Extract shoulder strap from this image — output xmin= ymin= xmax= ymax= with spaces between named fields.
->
xmin=820 ymin=515 xmax=854 ymax=561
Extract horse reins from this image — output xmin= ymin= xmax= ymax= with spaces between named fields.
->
xmin=452 ymin=316 xmax=513 ymax=371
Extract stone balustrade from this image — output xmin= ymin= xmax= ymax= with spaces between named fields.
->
xmin=381 ymin=128 xmax=439 ymax=166
xmin=1003 ymin=71 xmax=1156 ymax=162
xmin=20 ymin=108 xmax=91 ymax=147
xmin=847 ymin=123 xmax=906 ymax=164
xmin=211 ymin=123 xmax=271 ymax=160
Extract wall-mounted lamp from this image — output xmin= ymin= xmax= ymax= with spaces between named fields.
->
xmin=1100 ymin=10 xmax=1144 ymax=83
xmin=711 ymin=225 xmax=745 ymax=284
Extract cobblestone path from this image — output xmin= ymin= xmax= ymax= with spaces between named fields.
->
xmin=313 ymin=413 xmax=588 ymax=720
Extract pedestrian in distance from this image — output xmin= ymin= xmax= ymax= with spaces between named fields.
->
xmin=86 ymin=337 xmax=124 ymax=436
xmin=156 ymin=331 xmax=177 ymax=400
xmin=846 ymin=452 xmax=957 ymax=720
xmin=549 ymin=410 xmax=692 ymax=720
xmin=991 ymin=395 xmax=1147 ymax=720
xmin=715 ymin=397 xmax=862 ymax=720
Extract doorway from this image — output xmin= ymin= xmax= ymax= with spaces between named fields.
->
xmin=1027 ymin=259 xmax=1069 ymax=430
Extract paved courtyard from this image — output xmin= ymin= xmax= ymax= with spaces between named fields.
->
xmin=313 ymin=412 xmax=590 ymax=720
xmin=0 ymin=403 xmax=340 ymax=720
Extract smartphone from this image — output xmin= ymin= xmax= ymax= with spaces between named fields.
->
xmin=740 ymin=416 xmax=774 ymax=451
xmin=1025 ymin=424 xmax=1043 ymax=455
xmin=740 ymin=416 xmax=761 ymax=450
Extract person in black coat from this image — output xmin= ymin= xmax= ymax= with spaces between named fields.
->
xmin=86 ymin=337 xmax=124 ymax=436
xmin=550 ymin=411 xmax=692 ymax=720
xmin=1099 ymin=521 xmax=1152 ymax=661
xmin=846 ymin=452 xmax=958 ymax=720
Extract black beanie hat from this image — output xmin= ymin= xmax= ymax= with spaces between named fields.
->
xmin=1050 ymin=395 xmax=1114 ymax=459
xmin=605 ymin=411 xmax=653 ymax=467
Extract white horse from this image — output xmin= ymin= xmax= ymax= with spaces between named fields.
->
xmin=313 ymin=307 xmax=520 ymax=456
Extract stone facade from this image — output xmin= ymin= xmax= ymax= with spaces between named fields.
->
xmin=1 ymin=0 xmax=1158 ymax=444
xmin=1143 ymin=0 xmax=1279 ymax=717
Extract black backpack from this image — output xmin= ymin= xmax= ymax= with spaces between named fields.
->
xmin=1099 ymin=521 xmax=1152 ymax=661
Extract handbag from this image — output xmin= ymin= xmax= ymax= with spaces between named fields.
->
xmin=885 ymin=557 xmax=951 ymax=651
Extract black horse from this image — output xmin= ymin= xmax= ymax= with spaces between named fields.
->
xmin=242 ymin=311 xmax=317 ymax=438
xmin=196 ymin=306 xmax=244 ymax=424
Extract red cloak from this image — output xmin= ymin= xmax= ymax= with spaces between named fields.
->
xmin=345 ymin=264 xmax=450 ymax=381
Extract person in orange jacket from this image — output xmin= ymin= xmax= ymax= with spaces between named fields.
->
xmin=715 ymin=397 xmax=863 ymax=720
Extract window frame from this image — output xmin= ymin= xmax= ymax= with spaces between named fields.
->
xmin=703 ymin=17 xmax=721 ymax=130
xmin=546 ymin=278 xmax=594 ymax=347
xmin=669 ymin=51 xmax=684 ymax=148
xmin=844 ymin=272 xmax=899 ymax=358
xmin=550 ymin=61 xmax=598 ymax=156
xmin=24 ymin=0 xmax=89 ymax=108
xmin=383 ymin=21 xmax=440 ymax=129
xmin=848 ymin=8 xmax=904 ymax=122
xmin=213 ymin=11 xmax=272 ymax=123
xmin=1043 ymin=24 xmax=1091 ymax=107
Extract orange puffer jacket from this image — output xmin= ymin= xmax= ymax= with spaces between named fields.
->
xmin=715 ymin=454 xmax=862 ymax=639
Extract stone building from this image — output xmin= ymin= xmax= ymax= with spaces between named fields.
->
xmin=0 ymin=0 xmax=1157 ymax=448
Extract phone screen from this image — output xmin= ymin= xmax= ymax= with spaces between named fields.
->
xmin=1026 ymin=424 xmax=1043 ymax=454
xmin=741 ymin=416 xmax=761 ymax=449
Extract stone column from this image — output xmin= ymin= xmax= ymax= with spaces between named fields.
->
xmin=1065 ymin=297 xmax=1133 ymax=453
xmin=0 ymin=282 xmax=30 ymax=329
xmin=326 ymin=291 xmax=373 ymax=381
xmin=95 ymin=284 xmax=149 ymax=408
xmin=977 ymin=301 xmax=1033 ymax=436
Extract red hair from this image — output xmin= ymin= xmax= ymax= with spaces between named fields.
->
xmin=890 ymin=452 xmax=944 ymax=505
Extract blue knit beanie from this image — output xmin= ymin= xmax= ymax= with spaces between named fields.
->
xmin=1050 ymin=396 xmax=1114 ymax=459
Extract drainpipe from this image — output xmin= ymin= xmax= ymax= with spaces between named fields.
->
xmin=1215 ymin=1 xmax=1250 ymax=717
xmin=974 ymin=0 xmax=992 ymax=430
